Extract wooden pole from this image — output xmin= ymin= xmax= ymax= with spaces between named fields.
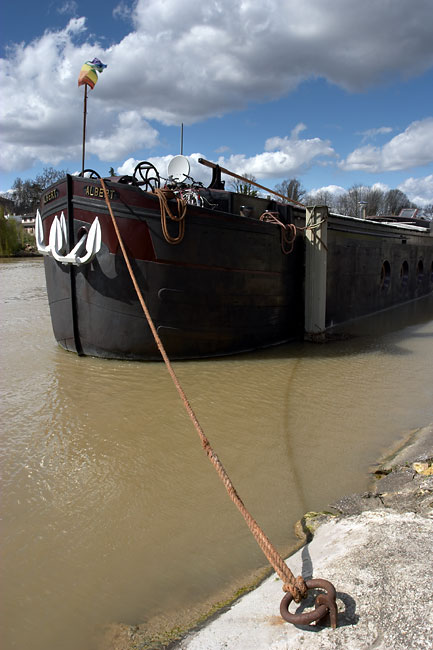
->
xmin=81 ymin=84 xmax=88 ymax=173
xmin=198 ymin=157 xmax=305 ymax=208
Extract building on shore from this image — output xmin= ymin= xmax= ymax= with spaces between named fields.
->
xmin=21 ymin=214 xmax=36 ymax=236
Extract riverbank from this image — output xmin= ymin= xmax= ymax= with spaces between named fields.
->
xmin=0 ymin=248 xmax=41 ymax=258
xmin=104 ymin=423 xmax=433 ymax=650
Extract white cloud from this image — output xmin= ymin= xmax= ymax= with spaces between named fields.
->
xmin=359 ymin=127 xmax=393 ymax=142
xmin=215 ymin=145 xmax=230 ymax=154
xmin=117 ymin=153 xmax=214 ymax=185
xmin=57 ymin=2 xmax=78 ymax=16
xmin=309 ymin=184 xmax=346 ymax=198
xmin=116 ymin=128 xmax=335 ymax=185
xmin=371 ymin=182 xmax=390 ymax=194
xmin=88 ymin=111 xmax=159 ymax=160
xmin=1 ymin=0 xmax=433 ymax=174
xmin=398 ymin=174 xmax=433 ymax=207
xmin=340 ymin=119 xmax=433 ymax=173
xmin=102 ymin=0 xmax=433 ymax=124
xmin=220 ymin=125 xmax=335 ymax=178
xmin=112 ymin=2 xmax=132 ymax=21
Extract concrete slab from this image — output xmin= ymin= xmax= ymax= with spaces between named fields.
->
xmin=175 ymin=509 xmax=433 ymax=650
xmin=174 ymin=426 xmax=433 ymax=650
xmin=103 ymin=425 xmax=433 ymax=649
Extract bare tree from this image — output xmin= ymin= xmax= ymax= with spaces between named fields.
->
xmin=304 ymin=190 xmax=338 ymax=211
xmin=334 ymin=185 xmax=366 ymax=217
xmin=35 ymin=166 xmax=69 ymax=190
xmin=423 ymin=204 xmax=433 ymax=219
xmin=383 ymin=189 xmax=412 ymax=215
xmin=304 ymin=184 xmax=419 ymax=217
xmin=11 ymin=167 xmax=69 ymax=214
xmin=230 ymin=174 xmax=259 ymax=196
xmin=365 ymin=187 xmax=385 ymax=216
xmin=274 ymin=178 xmax=306 ymax=203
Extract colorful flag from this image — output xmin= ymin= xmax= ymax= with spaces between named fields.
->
xmin=78 ymin=58 xmax=107 ymax=90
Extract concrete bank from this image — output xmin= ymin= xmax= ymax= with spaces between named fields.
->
xmin=172 ymin=423 xmax=433 ymax=650
xmin=103 ymin=424 xmax=433 ymax=650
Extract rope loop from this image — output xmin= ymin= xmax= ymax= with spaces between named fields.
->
xmin=283 ymin=575 xmax=308 ymax=602
xmin=153 ymin=187 xmax=188 ymax=244
xmin=260 ymin=207 xmax=328 ymax=253
xmin=259 ymin=211 xmax=297 ymax=254
xmin=280 ymin=578 xmax=338 ymax=628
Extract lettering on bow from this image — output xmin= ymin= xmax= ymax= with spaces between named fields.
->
xmin=85 ymin=185 xmax=117 ymax=200
xmin=43 ymin=189 xmax=59 ymax=204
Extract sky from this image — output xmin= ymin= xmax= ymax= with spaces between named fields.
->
xmin=1 ymin=0 xmax=433 ymax=206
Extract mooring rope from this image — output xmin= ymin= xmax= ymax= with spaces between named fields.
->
xmin=260 ymin=208 xmax=328 ymax=253
xmin=153 ymin=187 xmax=188 ymax=244
xmin=100 ymin=177 xmax=308 ymax=603
xmin=259 ymin=212 xmax=298 ymax=254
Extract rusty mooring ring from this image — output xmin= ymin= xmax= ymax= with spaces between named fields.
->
xmin=280 ymin=578 xmax=338 ymax=628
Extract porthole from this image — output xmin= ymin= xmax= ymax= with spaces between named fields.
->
xmin=400 ymin=260 xmax=409 ymax=289
xmin=380 ymin=260 xmax=391 ymax=292
xmin=416 ymin=259 xmax=424 ymax=285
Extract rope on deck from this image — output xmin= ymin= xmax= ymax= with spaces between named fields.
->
xmin=153 ymin=187 xmax=188 ymax=244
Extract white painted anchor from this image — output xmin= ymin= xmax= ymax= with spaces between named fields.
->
xmin=36 ymin=210 xmax=101 ymax=265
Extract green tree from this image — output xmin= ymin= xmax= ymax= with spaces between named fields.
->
xmin=0 ymin=216 xmax=27 ymax=256
xmin=11 ymin=178 xmax=41 ymax=213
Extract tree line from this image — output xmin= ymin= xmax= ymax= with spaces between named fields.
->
xmin=0 ymin=167 xmax=70 ymax=255
xmin=233 ymin=175 xmax=432 ymax=218
xmin=3 ymin=167 xmax=69 ymax=215
xmin=2 ymin=167 xmax=432 ymax=219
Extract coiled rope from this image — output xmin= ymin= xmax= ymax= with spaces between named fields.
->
xmin=100 ymin=177 xmax=308 ymax=603
xmin=259 ymin=212 xmax=298 ymax=254
xmin=260 ymin=209 xmax=329 ymax=255
xmin=153 ymin=187 xmax=188 ymax=244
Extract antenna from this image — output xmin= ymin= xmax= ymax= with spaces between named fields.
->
xmin=180 ymin=123 xmax=184 ymax=155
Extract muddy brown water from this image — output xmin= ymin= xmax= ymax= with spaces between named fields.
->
xmin=1 ymin=258 xmax=433 ymax=650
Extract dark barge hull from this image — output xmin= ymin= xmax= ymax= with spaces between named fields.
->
xmin=40 ymin=175 xmax=304 ymax=360
xmin=39 ymin=175 xmax=433 ymax=360
xmin=325 ymin=213 xmax=433 ymax=327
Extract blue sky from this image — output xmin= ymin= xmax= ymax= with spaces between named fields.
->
xmin=1 ymin=0 xmax=433 ymax=205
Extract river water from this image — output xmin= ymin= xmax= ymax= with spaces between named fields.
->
xmin=1 ymin=258 xmax=433 ymax=650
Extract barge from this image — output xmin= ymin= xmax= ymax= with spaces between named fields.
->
xmin=36 ymin=157 xmax=433 ymax=360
